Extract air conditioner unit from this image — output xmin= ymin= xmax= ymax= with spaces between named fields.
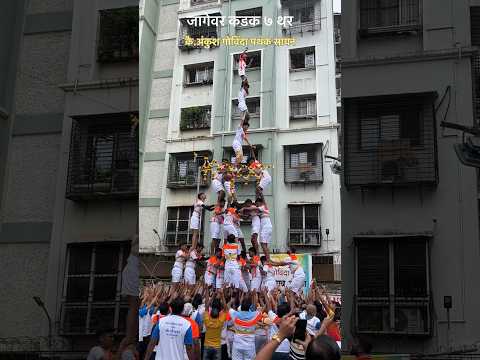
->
xmin=394 ymin=307 xmax=426 ymax=334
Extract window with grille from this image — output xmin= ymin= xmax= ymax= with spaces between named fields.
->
xmin=167 ymin=152 xmax=212 ymax=188
xmin=179 ymin=14 xmax=219 ymax=49
xmin=184 ymin=62 xmax=214 ymax=86
xmin=359 ymin=0 xmax=421 ymax=34
xmin=60 ymin=242 xmax=130 ymax=335
xmin=166 ymin=206 xmax=204 ymax=246
xmin=284 ymin=144 xmax=323 ymax=183
xmin=236 ymin=7 xmax=262 ymax=28
xmin=97 ymin=7 xmax=139 ymax=63
xmin=66 ymin=113 xmax=138 ymax=200
xmin=233 ymin=51 xmax=262 ymax=70
xmin=290 ymin=96 xmax=317 ymax=119
xmin=344 ymin=93 xmax=437 ymax=187
xmin=290 ymin=47 xmax=316 ymax=70
xmin=471 ymin=7 xmax=480 ymax=124
xmin=290 ymin=4 xmax=315 ymax=24
xmin=288 ymin=204 xmax=321 ymax=245
xmin=355 ymin=236 xmax=430 ymax=335
xmin=232 ymin=97 xmax=261 ymax=122
xmin=180 ymin=106 xmax=211 ymax=131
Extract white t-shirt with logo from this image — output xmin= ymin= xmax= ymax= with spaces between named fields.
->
xmin=299 ymin=311 xmax=321 ymax=335
xmin=151 ymin=315 xmax=193 ymax=360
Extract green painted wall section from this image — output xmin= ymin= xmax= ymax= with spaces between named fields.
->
xmin=139 ymin=198 xmax=162 ymax=207
xmin=144 ymin=152 xmax=166 ymax=161
xmin=153 ymin=69 xmax=174 ymax=78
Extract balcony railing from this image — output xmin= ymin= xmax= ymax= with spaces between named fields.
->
xmin=289 ymin=229 xmax=321 ymax=246
xmin=355 ymin=296 xmax=431 ymax=335
xmin=283 ymin=17 xmax=321 ymax=36
xmin=284 ymin=145 xmax=323 ymax=184
xmin=180 ymin=106 xmax=211 ymax=131
xmin=66 ymin=115 xmax=138 ymax=200
xmin=191 ymin=0 xmax=217 ymax=5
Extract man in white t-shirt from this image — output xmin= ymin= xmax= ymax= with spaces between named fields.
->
xmin=144 ymin=297 xmax=194 ymax=360
xmin=299 ymin=304 xmax=321 ymax=336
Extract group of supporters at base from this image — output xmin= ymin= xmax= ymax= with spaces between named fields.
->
xmin=137 ymin=280 xmax=341 ymax=360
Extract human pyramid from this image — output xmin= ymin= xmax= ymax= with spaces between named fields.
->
xmin=171 ymin=48 xmax=306 ymax=298
xmin=138 ymin=48 xmax=342 ymax=360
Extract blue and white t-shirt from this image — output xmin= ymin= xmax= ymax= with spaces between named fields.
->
xmin=151 ymin=314 xmax=193 ymax=360
xmin=299 ymin=311 xmax=321 ymax=336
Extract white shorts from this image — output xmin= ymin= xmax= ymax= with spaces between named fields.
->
xmin=224 ymin=266 xmax=240 ymax=288
xmin=224 ymin=224 xmax=238 ymax=238
xmin=171 ymin=266 xmax=183 ymax=283
xmin=251 ymin=276 xmax=262 ymax=291
xmin=238 ymin=68 xmax=246 ymax=77
xmin=251 ymin=216 xmax=260 ymax=235
xmin=260 ymin=224 xmax=272 ymax=244
xmin=210 ymin=221 xmax=222 ymax=239
xmin=232 ymin=141 xmax=243 ymax=155
xmin=224 ymin=181 xmax=236 ymax=195
xmin=259 ymin=175 xmax=271 ymax=190
xmin=263 ymin=279 xmax=276 ymax=292
xmin=205 ymin=272 xmax=216 ymax=287
xmin=216 ymin=273 xmax=224 ymax=289
xmin=287 ymin=275 xmax=305 ymax=295
xmin=190 ymin=213 xmax=200 ymax=230
xmin=236 ymin=226 xmax=244 ymax=239
xmin=212 ymin=179 xmax=225 ymax=193
xmin=121 ymin=254 xmax=139 ymax=297
xmin=239 ymin=275 xmax=248 ymax=292
xmin=184 ymin=267 xmax=196 ymax=285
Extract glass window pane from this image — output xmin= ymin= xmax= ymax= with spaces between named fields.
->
xmin=167 ymin=220 xmax=177 ymax=233
xmin=179 ymin=207 xmax=190 ymax=220
xmin=95 ymin=245 xmax=119 ymax=274
xmin=357 ymin=305 xmax=389 ymax=332
xmin=68 ymin=246 xmax=92 ymax=275
xmin=93 ymin=277 xmax=118 ymax=301
xmin=167 ymin=207 xmax=177 ymax=220
xmin=394 ymin=239 xmax=427 ymax=297
xmin=357 ymin=240 xmax=389 ymax=297
xmin=178 ymin=220 xmax=189 ymax=232
xmin=289 ymin=207 xmax=303 ymax=229
xmin=89 ymin=307 xmax=116 ymax=332
xmin=66 ymin=277 xmax=90 ymax=302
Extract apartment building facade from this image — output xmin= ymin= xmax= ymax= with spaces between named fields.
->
xmin=341 ymin=0 xmax=480 ymax=354
xmin=0 ymin=0 xmax=138 ymax=357
xmin=140 ymin=0 xmax=341 ymax=281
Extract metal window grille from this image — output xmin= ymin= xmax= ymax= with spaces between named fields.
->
xmin=343 ymin=94 xmax=438 ymax=188
xmin=284 ymin=144 xmax=323 ymax=183
xmin=184 ymin=63 xmax=214 ymax=86
xmin=471 ymin=7 xmax=480 ymax=124
xmin=167 ymin=152 xmax=212 ymax=188
xmin=290 ymin=47 xmax=316 ymax=69
xmin=283 ymin=1 xmax=321 ymax=35
xmin=60 ymin=242 xmax=129 ymax=335
xmin=233 ymin=51 xmax=262 ymax=70
xmin=355 ymin=236 xmax=431 ymax=335
xmin=66 ymin=114 xmax=139 ymax=200
xmin=236 ymin=7 xmax=262 ymax=28
xmin=166 ymin=206 xmax=204 ymax=246
xmin=180 ymin=106 xmax=212 ymax=131
xmin=97 ymin=7 xmax=139 ymax=63
xmin=191 ymin=0 xmax=217 ymax=5
xmin=232 ymin=97 xmax=261 ymax=124
xmin=359 ymin=0 xmax=421 ymax=33
xmin=290 ymin=96 xmax=317 ymax=119
xmin=288 ymin=204 xmax=321 ymax=245
xmin=178 ymin=16 xmax=218 ymax=49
